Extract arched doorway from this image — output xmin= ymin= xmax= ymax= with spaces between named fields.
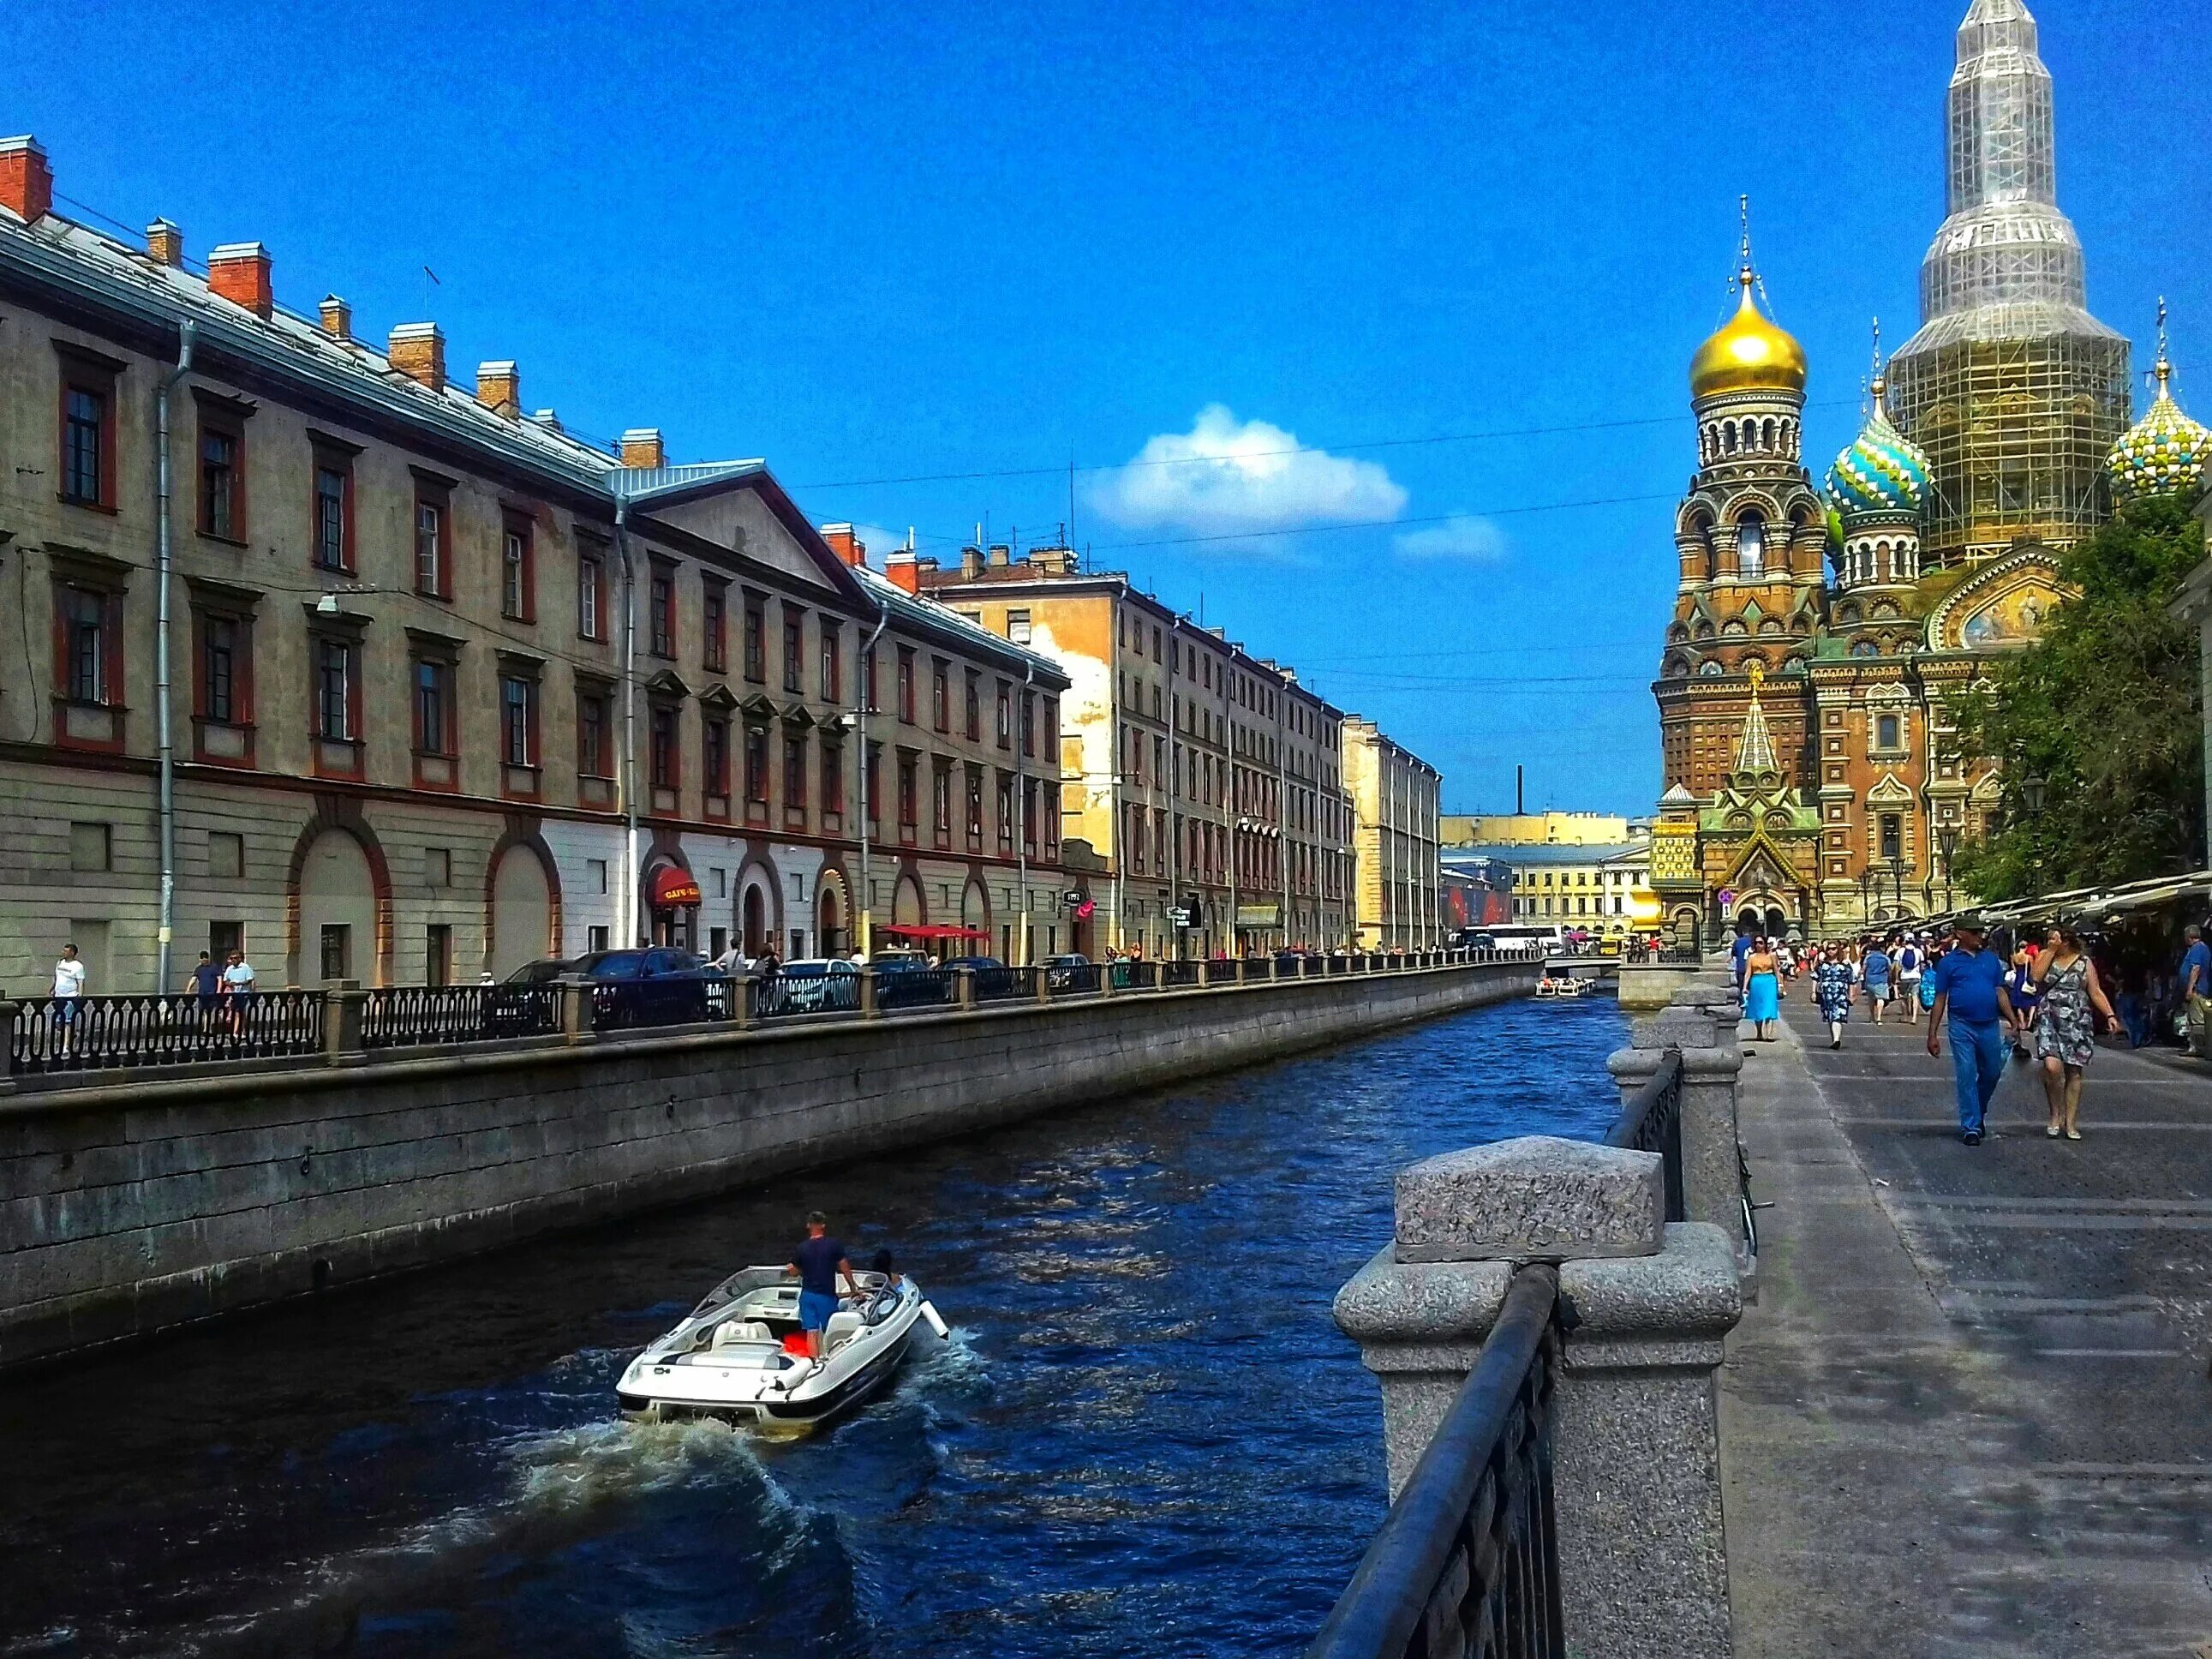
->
xmin=894 ymin=871 xmax=925 ymax=928
xmin=816 ymin=870 xmax=849 ymax=959
xmin=297 ymin=828 xmax=380 ymax=985
xmin=488 ymin=844 xmax=554 ymax=979
xmin=742 ymin=884 xmax=768 ymax=955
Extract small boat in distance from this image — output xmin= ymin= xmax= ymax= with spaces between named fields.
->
xmin=618 ymin=1267 xmax=950 ymax=1435
xmin=1534 ymin=974 xmax=1596 ymax=999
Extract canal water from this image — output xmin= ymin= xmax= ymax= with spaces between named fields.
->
xmin=0 ymin=995 xmax=1626 ymax=1659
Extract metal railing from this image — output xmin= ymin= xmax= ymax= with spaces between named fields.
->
xmin=1605 ymin=1046 xmax=1686 ymax=1224
xmin=6 ymin=990 xmax=326 ymax=1074
xmin=1047 ymin=961 xmax=1102 ymax=996
xmin=875 ymin=967 xmax=958 ymax=1010
xmin=362 ymin=984 xmax=560 ymax=1049
xmin=1307 ymin=1265 xmax=1564 ymax=1659
xmin=972 ymin=965 xmax=1034 ymax=1003
xmin=588 ymin=978 xmax=723 ymax=1031
xmin=753 ymin=972 xmax=862 ymax=1020
xmin=1158 ymin=961 xmax=1201 ymax=988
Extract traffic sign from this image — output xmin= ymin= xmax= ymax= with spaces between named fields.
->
xmin=1167 ymin=907 xmax=1191 ymax=927
xmin=1061 ymin=889 xmax=1085 ymax=907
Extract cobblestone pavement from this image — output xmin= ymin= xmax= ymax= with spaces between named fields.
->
xmin=1719 ymin=992 xmax=2212 ymax=1656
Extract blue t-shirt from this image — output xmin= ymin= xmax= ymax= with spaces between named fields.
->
xmin=2181 ymin=940 xmax=2211 ymax=997
xmin=190 ymin=961 xmax=222 ymax=998
xmin=792 ymin=1235 xmax=847 ymax=1296
xmin=1731 ymin=936 xmax=1754 ymax=972
xmin=1932 ymin=946 xmax=2007 ymax=1024
xmin=1862 ymin=950 xmax=1891 ymax=989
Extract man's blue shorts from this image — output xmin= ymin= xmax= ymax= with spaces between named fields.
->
xmin=798 ymin=1289 xmax=840 ymax=1333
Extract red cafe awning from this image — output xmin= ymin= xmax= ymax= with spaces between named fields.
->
xmin=649 ymin=865 xmax=703 ymax=909
xmin=883 ymin=924 xmax=990 ymax=941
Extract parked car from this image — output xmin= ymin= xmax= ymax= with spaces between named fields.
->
xmin=1044 ymin=952 xmax=1092 ymax=991
xmin=506 ymin=948 xmax=725 ymax=1027
xmin=759 ymin=959 xmax=860 ymax=1016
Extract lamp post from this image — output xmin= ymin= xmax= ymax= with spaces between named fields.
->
xmin=1937 ymin=824 xmax=1960 ymax=912
xmin=2021 ymin=775 xmax=2049 ymax=815
xmin=1886 ymin=854 xmax=1906 ymax=920
xmin=1857 ymin=867 xmax=1874 ymax=925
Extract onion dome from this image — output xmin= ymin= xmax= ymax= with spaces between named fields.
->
xmin=1826 ymin=380 xmax=1931 ymax=524
xmin=1690 ymin=267 xmax=1808 ymax=401
xmin=2107 ymin=302 xmax=2208 ymax=503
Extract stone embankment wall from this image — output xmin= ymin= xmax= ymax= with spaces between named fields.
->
xmin=0 ymin=958 xmax=1533 ymax=1367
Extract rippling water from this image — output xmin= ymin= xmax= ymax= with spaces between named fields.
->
xmin=0 ymin=995 xmax=1625 ymax=1659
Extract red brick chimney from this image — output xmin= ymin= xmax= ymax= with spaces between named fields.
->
xmin=145 ymin=219 xmax=183 ymax=267
xmin=388 ymin=323 xmax=446 ymax=392
xmin=820 ymin=523 xmax=869 ymax=568
xmin=207 ymin=243 xmax=273 ymax=319
xmin=0 ymin=136 xmax=52 ymax=223
xmin=619 ymin=428 xmax=667 ymax=469
xmin=475 ymin=361 xmax=521 ymax=419
xmin=319 ymin=295 xmax=352 ymax=339
xmin=885 ymin=548 xmax=922 ymax=595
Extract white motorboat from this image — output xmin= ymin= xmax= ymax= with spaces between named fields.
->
xmin=616 ymin=1267 xmax=948 ymax=1435
xmin=1534 ymin=974 xmax=1595 ymax=999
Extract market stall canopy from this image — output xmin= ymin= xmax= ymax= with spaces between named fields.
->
xmin=882 ymin=924 xmax=990 ymax=941
xmin=1976 ymin=871 xmax=2212 ymax=927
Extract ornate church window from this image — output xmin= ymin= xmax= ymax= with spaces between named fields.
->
xmin=1737 ymin=512 xmax=1765 ymax=576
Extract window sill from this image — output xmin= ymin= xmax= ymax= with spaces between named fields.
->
xmin=196 ymin=530 xmax=249 ymax=550
xmin=578 ymin=775 xmax=616 ymax=810
xmin=313 ymin=737 xmax=364 ymax=781
xmin=57 ymin=494 xmax=118 ymax=516
xmin=193 ymin=719 xmax=256 ymax=767
xmin=414 ymin=752 xmax=461 ymax=792
xmin=501 ymin=763 xmax=541 ymax=800
xmin=53 ymin=699 xmax=126 ymax=751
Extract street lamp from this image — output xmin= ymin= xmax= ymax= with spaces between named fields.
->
xmin=1936 ymin=824 xmax=1960 ymax=911
xmin=1886 ymin=855 xmax=1907 ymax=919
xmin=1857 ymin=867 xmax=1874 ymax=924
xmin=2021 ymin=775 xmax=2049 ymax=815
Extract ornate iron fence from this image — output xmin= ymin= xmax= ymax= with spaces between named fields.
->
xmin=589 ymin=977 xmax=720 ymax=1030
xmin=362 ymin=985 xmax=560 ymax=1049
xmin=875 ymin=967 xmax=958 ymax=1011
xmin=1158 ymin=961 xmax=1201 ymax=988
xmin=8 ymin=991 xmax=325 ymax=1074
xmin=972 ymin=965 xmax=1033 ymax=1003
xmin=1605 ymin=1046 xmax=1686 ymax=1223
xmin=1306 ymin=1265 xmax=1564 ymax=1659
xmin=1046 ymin=961 xmax=1101 ymax=996
xmin=754 ymin=971 xmax=860 ymax=1020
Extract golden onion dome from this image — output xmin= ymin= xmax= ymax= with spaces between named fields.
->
xmin=1690 ymin=270 xmax=1808 ymax=401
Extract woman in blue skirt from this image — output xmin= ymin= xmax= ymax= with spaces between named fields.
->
xmin=1743 ymin=936 xmax=1784 ymax=1040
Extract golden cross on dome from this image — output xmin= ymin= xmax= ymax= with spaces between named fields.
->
xmin=1746 ymin=662 xmax=1765 ymax=692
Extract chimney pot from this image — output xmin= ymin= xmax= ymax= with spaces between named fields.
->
xmin=886 ymin=548 xmax=922 ymax=596
xmin=987 ymin=543 xmax=1012 ymax=568
xmin=820 ymin=523 xmax=868 ymax=568
xmin=207 ymin=241 xmax=274 ymax=320
xmin=145 ymin=219 xmax=184 ymax=267
xmin=619 ymin=428 xmax=667 ymax=469
xmin=0 ymin=135 xmax=53 ymax=224
xmin=531 ymin=408 xmax=564 ymax=432
xmin=388 ymin=322 xmax=446 ymax=392
xmin=960 ymin=544 xmax=984 ymax=578
xmin=319 ymin=295 xmax=352 ymax=339
xmin=475 ymin=360 xmax=521 ymax=419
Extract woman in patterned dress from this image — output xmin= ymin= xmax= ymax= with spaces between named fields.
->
xmin=1814 ymin=941 xmax=1854 ymax=1049
xmin=2030 ymin=923 xmax=2119 ymax=1140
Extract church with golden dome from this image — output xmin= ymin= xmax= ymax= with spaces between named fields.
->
xmin=1647 ymin=0 xmax=2205 ymax=943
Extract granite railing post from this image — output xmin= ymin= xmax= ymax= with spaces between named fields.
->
xmin=558 ymin=975 xmax=595 ymax=1044
xmin=859 ymin=966 xmax=882 ymax=1020
xmin=735 ymin=973 xmax=759 ymax=1030
xmin=1033 ymin=964 xmax=1052 ymax=1005
xmin=1334 ymin=1135 xmax=1742 ymax=1659
xmin=1196 ymin=959 xmax=1211 ymax=989
xmin=1612 ymin=1002 xmax=1749 ymax=1263
xmin=321 ymin=980 xmax=366 ymax=1063
xmin=954 ymin=966 xmax=976 ymax=1010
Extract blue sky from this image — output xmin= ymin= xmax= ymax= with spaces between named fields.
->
xmin=19 ymin=0 xmax=2209 ymax=812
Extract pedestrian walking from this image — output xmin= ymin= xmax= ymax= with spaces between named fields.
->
xmin=51 ymin=943 xmax=86 ymax=1051
xmin=1731 ymin=929 xmax=1754 ymax=995
xmin=1926 ymin=915 xmax=2017 ymax=1146
xmin=1743 ymin=936 xmax=1784 ymax=1041
xmin=1814 ymin=941 xmax=1854 ymax=1048
xmin=186 ymin=949 xmax=223 ymax=1031
xmin=219 ymin=948 xmax=257 ymax=1036
xmin=2006 ymin=944 xmax=2042 ymax=1062
xmin=2179 ymin=925 xmax=2211 ymax=1057
xmin=2031 ymin=924 xmax=2119 ymax=1140
xmin=1896 ymin=935 xmax=1925 ymax=1030
xmin=1861 ymin=937 xmax=1892 ymax=1025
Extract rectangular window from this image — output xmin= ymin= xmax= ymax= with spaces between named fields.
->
xmin=1007 ymin=608 xmax=1032 ymax=645
xmin=898 ymin=753 xmax=918 ymax=841
xmin=413 ymin=494 xmax=450 ymax=598
xmin=577 ymin=546 xmax=606 ymax=640
xmin=577 ymin=686 xmax=612 ymax=776
xmin=201 ymin=614 xmax=239 ymax=724
xmin=701 ymin=582 xmax=727 ymax=674
xmin=932 ymin=661 xmax=949 ymax=732
xmin=208 ymin=830 xmax=244 ymax=879
xmin=587 ymin=924 xmax=610 ymax=952
xmin=744 ymin=724 xmax=770 ymax=806
xmin=62 ymin=585 xmax=111 ymax=704
xmin=703 ymin=715 xmax=731 ymax=800
xmin=426 ymin=924 xmax=453 ymax=988
xmin=1021 ymin=691 xmax=1036 ymax=758
xmin=320 ymin=923 xmax=351 ymax=982
xmin=932 ymin=759 xmax=953 ymax=847
xmin=313 ymin=458 xmax=352 ymax=572
xmin=1875 ymin=713 xmax=1901 ymax=749
xmin=62 ymin=382 xmax=109 ymax=507
xmin=964 ymin=670 xmax=981 ymax=740
xmin=785 ymin=734 xmax=808 ymax=813
xmin=199 ymin=423 xmax=242 ymax=540
xmin=783 ymin=611 xmax=804 ymax=694
xmin=863 ymin=649 xmax=879 ymax=712
xmin=966 ymin=763 xmax=984 ymax=847
xmin=821 ymin=741 xmax=846 ymax=815
xmin=865 ymin=742 xmax=882 ymax=829
xmin=587 ymin=858 xmax=609 ymax=894
xmin=500 ymin=674 xmax=538 ymax=767
xmin=649 ymin=566 xmax=675 ymax=658
xmin=314 ymin=636 xmax=355 ymax=741
xmin=1879 ymin=813 xmax=1904 ymax=862
xmin=650 ymin=704 xmax=679 ymax=790
xmin=413 ymin=658 xmax=455 ymax=756
xmin=998 ymin=773 xmax=1015 ymax=855
xmin=897 ymin=649 xmax=916 ymax=723
xmin=501 ymin=515 xmax=535 ymax=621
xmin=820 ymin=623 xmax=841 ymax=703
xmin=996 ymin=683 xmax=1012 ymax=748
xmin=744 ymin=597 xmax=766 ymax=681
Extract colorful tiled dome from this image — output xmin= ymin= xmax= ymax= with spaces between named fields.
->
xmin=1826 ymin=387 xmax=1930 ymax=524
xmin=2107 ymin=308 xmax=2207 ymax=502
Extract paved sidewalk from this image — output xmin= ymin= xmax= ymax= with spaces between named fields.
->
xmin=1719 ymin=995 xmax=2212 ymax=1656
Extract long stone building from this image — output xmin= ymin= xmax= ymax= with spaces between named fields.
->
xmin=0 ymin=135 xmax=1067 ymax=995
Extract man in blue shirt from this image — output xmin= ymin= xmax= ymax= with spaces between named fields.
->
xmin=2180 ymin=925 xmax=2211 ymax=1057
xmin=1927 ymin=916 xmax=2018 ymax=1145
xmin=786 ymin=1211 xmax=858 ymax=1360
xmin=1731 ymin=930 xmax=1754 ymax=994
xmin=1861 ymin=942 xmax=1892 ymax=1025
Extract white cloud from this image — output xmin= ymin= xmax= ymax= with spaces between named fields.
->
xmin=1087 ymin=404 xmax=1408 ymax=537
xmin=1394 ymin=515 xmax=1509 ymax=563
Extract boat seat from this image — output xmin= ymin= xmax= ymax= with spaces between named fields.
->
xmin=713 ymin=1319 xmax=773 ymax=1349
xmin=822 ymin=1310 xmax=866 ymax=1352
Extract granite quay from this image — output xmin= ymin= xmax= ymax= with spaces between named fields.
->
xmin=0 ymin=949 xmax=1534 ymax=1369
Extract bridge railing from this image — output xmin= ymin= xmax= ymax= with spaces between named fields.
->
xmin=1306 ymin=1265 xmax=1564 ymax=1659
xmin=1605 ymin=1046 xmax=1685 ymax=1222
xmin=4 ymin=990 xmax=326 ymax=1074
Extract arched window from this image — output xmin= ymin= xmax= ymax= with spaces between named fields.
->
xmin=1761 ymin=418 xmax=1777 ymax=452
xmin=1724 ymin=424 xmax=1737 ymax=456
xmin=1741 ymin=418 xmax=1757 ymax=452
xmin=1737 ymin=512 xmax=1765 ymax=577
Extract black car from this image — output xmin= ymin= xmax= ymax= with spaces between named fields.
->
xmin=505 ymin=948 xmax=726 ymax=1027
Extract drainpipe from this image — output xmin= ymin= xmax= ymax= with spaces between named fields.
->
xmin=153 ymin=320 xmax=196 ymax=995
xmin=1017 ymin=659 xmax=1034 ymax=966
xmin=617 ymin=503 xmax=639 ymax=946
xmin=856 ymin=610 xmax=888 ymax=955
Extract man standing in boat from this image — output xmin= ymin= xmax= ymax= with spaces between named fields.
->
xmin=786 ymin=1211 xmax=860 ymax=1360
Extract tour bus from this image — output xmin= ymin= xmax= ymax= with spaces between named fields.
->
xmin=1471 ymin=923 xmax=1567 ymax=957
